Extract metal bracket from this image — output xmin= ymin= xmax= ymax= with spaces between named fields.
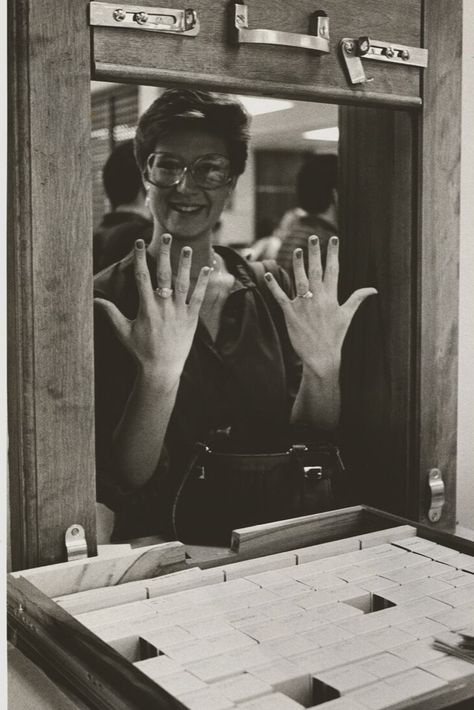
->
xmin=65 ymin=524 xmax=88 ymax=561
xmin=340 ymin=36 xmax=428 ymax=85
xmin=427 ymin=468 xmax=445 ymax=523
xmin=90 ymin=2 xmax=200 ymax=36
xmin=234 ymin=4 xmax=330 ymax=54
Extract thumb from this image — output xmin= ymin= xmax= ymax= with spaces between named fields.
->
xmin=94 ymin=297 xmax=129 ymax=342
xmin=343 ymin=287 xmax=378 ymax=319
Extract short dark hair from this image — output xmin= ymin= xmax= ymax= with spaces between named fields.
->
xmin=297 ymin=153 xmax=338 ymax=214
xmin=103 ymin=139 xmax=144 ymax=209
xmin=134 ymin=89 xmax=250 ymax=177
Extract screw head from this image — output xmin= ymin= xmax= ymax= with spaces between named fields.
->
xmin=112 ymin=8 xmax=126 ymax=22
xmin=343 ymin=40 xmax=355 ymax=53
xmin=400 ymin=49 xmax=410 ymax=61
xmin=384 ymin=46 xmax=395 ymax=58
xmin=71 ymin=527 xmax=80 ymax=536
xmin=134 ymin=11 xmax=149 ymax=24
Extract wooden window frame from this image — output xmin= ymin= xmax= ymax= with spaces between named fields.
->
xmin=7 ymin=0 xmax=462 ymax=569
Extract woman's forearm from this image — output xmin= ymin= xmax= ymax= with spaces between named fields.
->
xmin=291 ymin=362 xmax=341 ymax=432
xmin=112 ymin=365 xmax=180 ymax=488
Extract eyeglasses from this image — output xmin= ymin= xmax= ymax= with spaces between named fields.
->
xmin=146 ymin=152 xmax=232 ymax=190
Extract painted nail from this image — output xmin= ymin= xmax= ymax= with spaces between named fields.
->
xmin=330 ymin=236 xmax=339 ymax=245
xmin=163 ymin=234 xmax=171 ymax=245
xmin=264 ymin=273 xmax=273 ymax=282
xmin=202 ymin=266 xmax=211 ymax=276
xmin=310 ymin=235 xmax=319 ymax=246
xmin=295 ymin=249 xmax=303 ymax=259
xmin=183 ymin=247 xmax=191 ymax=257
xmin=135 ymin=239 xmax=144 ymax=249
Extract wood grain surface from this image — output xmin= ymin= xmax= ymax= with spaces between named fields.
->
xmin=416 ymin=0 xmax=462 ymax=530
xmin=92 ymin=0 xmax=423 ymax=106
xmin=8 ymin=0 xmax=96 ymax=569
xmin=338 ymin=105 xmax=415 ymax=517
xmin=11 ymin=541 xmax=187 ymax=597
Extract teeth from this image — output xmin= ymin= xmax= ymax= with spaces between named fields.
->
xmin=172 ymin=205 xmax=202 ymax=213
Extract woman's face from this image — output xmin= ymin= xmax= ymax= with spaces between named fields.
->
xmin=146 ymin=125 xmax=235 ymax=242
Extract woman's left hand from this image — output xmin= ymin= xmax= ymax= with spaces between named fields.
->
xmin=264 ymin=235 xmax=377 ymax=378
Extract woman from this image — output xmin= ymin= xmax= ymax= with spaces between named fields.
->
xmin=94 ymin=89 xmax=376 ymax=543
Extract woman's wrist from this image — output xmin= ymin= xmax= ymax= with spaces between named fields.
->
xmin=137 ymin=360 xmax=182 ymax=391
xmin=301 ymin=356 xmax=341 ymax=382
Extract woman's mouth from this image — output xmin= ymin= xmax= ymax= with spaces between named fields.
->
xmin=169 ymin=203 xmax=205 ymax=215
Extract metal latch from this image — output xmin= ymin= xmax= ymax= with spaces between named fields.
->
xmin=427 ymin=468 xmax=445 ymax=523
xmin=65 ymin=524 xmax=88 ymax=561
xmin=304 ymin=466 xmax=323 ymax=480
xmin=90 ymin=2 xmax=200 ymax=36
xmin=340 ymin=36 xmax=428 ymax=85
xmin=234 ymin=4 xmax=330 ymax=54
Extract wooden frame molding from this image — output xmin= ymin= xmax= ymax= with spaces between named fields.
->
xmin=7 ymin=0 xmax=97 ymax=569
xmin=413 ymin=0 xmax=462 ymax=528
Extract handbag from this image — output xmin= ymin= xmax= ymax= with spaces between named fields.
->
xmin=171 ymin=438 xmax=345 ymax=543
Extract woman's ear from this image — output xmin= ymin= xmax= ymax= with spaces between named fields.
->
xmin=224 ymin=177 xmax=237 ymax=209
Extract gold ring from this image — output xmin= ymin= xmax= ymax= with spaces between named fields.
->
xmin=155 ymin=287 xmax=173 ymax=299
xmin=298 ymin=290 xmax=314 ymax=299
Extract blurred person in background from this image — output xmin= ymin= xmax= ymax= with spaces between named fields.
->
xmin=275 ymin=153 xmax=338 ymax=273
xmin=93 ymin=139 xmax=152 ymax=273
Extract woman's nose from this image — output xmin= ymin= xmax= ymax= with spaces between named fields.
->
xmin=175 ymin=167 xmax=199 ymax=192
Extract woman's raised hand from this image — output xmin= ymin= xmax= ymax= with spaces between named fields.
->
xmin=264 ymin=235 xmax=377 ymax=378
xmin=94 ymin=234 xmax=211 ymax=379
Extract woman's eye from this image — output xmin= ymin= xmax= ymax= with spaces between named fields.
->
xmin=157 ymin=160 xmax=181 ymax=171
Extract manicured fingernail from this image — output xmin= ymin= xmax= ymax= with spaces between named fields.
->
xmin=310 ymin=235 xmax=319 ymax=246
xmin=135 ymin=239 xmax=144 ymax=249
xmin=202 ymin=266 xmax=211 ymax=276
xmin=295 ymin=249 xmax=303 ymax=259
xmin=162 ymin=234 xmax=171 ymax=245
xmin=264 ymin=273 xmax=273 ymax=282
xmin=183 ymin=247 xmax=191 ymax=257
xmin=330 ymin=236 xmax=339 ymax=245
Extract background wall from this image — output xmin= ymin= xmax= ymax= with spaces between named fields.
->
xmin=457 ymin=0 xmax=474 ymax=530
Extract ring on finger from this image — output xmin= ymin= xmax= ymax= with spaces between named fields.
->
xmin=298 ymin=290 xmax=314 ymax=299
xmin=155 ymin=287 xmax=173 ymax=299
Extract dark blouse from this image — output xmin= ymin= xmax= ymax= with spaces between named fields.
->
xmin=94 ymin=246 xmax=302 ymax=541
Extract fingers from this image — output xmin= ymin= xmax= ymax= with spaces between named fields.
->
xmin=156 ymin=233 xmax=172 ymax=289
xmin=133 ymin=239 xmax=153 ymax=313
xmin=94 ymin=297 xmax=129 ymax=343
xmin=307 ymin=235 xmax=323 ymax=288
xmin=189 ymin=266 xmax=211 ymax=311
xmin=323 ymin=236 xmax=340 ymax=293
xmin=264 ymin=272 xmax=291 ymax=308
xmin=343 ymin=287 xmax=378 ymax=319
xmin=174 ymin=246 xmax=192 ymax=304
xmin=292 ymin=248 xmax=309 ymax=297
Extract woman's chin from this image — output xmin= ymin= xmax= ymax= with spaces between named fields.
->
xmin=162 ymin=218 xmax=212 ymax=241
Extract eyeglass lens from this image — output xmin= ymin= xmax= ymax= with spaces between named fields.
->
xmin=147 ymin=153 xmax=231 ymax=189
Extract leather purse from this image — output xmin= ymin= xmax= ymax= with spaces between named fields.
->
xmin=171 ymin=440 xmax=344 ymax=542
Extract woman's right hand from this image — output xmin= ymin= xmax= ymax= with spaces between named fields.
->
xmin=94 ymin=234 xmax=211 ymax=381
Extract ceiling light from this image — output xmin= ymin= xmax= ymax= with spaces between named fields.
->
xmin=237 ymin=96 xmax=294 ymax=116
xmin=302 ymin=127 xmax=339 ymax=142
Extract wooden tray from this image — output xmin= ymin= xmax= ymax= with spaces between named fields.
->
xmin=8 ymin=506 xmax=474 ymax=709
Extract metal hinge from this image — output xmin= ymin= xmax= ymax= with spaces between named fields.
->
xmin=427 ymin=468 xmax=445 ymax=523
xmin=234 ymin=4 xmax=330 ymax=54
xmin=65 ymin=524 xmax=88 ymax=561
xmin=340 ymin=36 xmax=428 ymax=85
xmin=90 ymin=2 xmax=200 ymax=36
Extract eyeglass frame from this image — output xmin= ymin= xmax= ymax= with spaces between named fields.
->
xmin=145 ymin=151 xmax=234 ymax=190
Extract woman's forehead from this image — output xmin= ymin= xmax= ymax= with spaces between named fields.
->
xmin=152 ymin=125 xmax=228 ymax=159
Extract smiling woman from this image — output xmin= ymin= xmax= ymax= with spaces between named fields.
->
xmin=93 ymin=88 xmax=376 ymax=545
